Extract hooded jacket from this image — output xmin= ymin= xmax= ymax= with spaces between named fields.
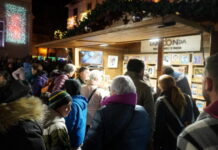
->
xmin=0 ymin=96 xmax=46 ymax=150
xmin=82 ymin=93 xmax=151 ymax=150
xmin=65 ymin=95 xmax=88 ymax=148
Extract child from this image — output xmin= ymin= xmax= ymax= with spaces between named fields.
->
xmin=43 ymin=90 xmax=72 ymax=150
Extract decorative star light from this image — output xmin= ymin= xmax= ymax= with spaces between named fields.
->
xmin=5 ymin=3 xmax=27 ymax=44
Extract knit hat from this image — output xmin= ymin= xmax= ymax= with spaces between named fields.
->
xmin=48 ymin=90 xmax=72 ymax=110
xmin=64 ymin=79 xmax=81 ymax=96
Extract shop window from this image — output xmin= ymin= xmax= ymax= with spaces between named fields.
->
xmin=87 ymin=2 xmax=92 ymax=10
xmin=73 ymin=8 xmax=78 ymax=16
xmin=0 ymin=21 xmax=5 ymax=47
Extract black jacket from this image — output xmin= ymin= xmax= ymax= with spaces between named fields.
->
xmin=82 ymin=104 xmax=151 ymax=150
xmin=0 ymin=120 xmax=46 ymax=150
xmin=154 ymin=92 xmax=199 ymax=150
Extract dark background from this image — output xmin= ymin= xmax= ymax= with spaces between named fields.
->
xmin=32 ymin=0 xmax=71 ymax=36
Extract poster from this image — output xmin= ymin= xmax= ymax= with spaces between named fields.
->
xmin=108 ymin=55 xmax=118 ymax=68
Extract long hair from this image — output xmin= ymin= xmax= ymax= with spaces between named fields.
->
xmin=158 ymin=75 xmax=187 ymax=116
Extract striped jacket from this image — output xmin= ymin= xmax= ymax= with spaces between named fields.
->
xmin=43 ymin=109 xmax=71 ymax=150
xmin=52 ymin=74 xmax=69 ymax=92
xmin=177 ymin=101 xmax=218 ymax=150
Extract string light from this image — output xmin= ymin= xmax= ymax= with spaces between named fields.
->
xmin=5 ymin=3 xmax=27 ymax=44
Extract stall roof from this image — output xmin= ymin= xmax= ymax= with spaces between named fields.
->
xmin=35 ymin=15 xmax=207 ymax=49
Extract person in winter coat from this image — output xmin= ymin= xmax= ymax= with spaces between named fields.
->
xmin=81 ymin=70 xmax=107 ymax=127
xmin=31 ymin=63 xmax=48 ymax=97
xmin=43 ymin=90 xmax=72 ymax=150
xmin=82 ymin=75 xmax=151 ymax=150
xmin=162 ymin=65 xmax=192 ymax=96
xmin=154 ymin=75 xmax=199 ymax=150
xmin=177 ymin=54 xmax=218 ymax=150
xmin=125 ymin=59 xmax=154 ymax=128
xmin=52 ymin=63 xmax=76 ymax=92
xmin=0 ymin=80 xmax=46 ymax=150
xmin=64 ymin=79 xmax=88 ymax=149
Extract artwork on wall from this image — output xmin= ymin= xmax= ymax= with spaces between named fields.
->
xmin=5 ymin=3 xmax=27 ymax=44
xmin=193 ymin=67 xmax=204 ymax=82
xmin=192 ymin=53 xmax=204 ymax=65
xmin=163 ymin=54 xmax=171 ymax=64
xmin=171 ymin=54 xmax=180 ymax=64
xmin=180 ymin=54 xmax=190 ymax=64
xmin=146 ymin=65 xmax=156 ymax=78
xmin=108 ymin=55 xmax=118 ymax=68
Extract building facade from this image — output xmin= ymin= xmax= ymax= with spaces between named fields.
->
xmin=0 ymin=0 xmax=32 ymax=58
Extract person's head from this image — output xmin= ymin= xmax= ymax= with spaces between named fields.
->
xmin=88 ymin=70 xmax=102 ymax=85
xmin=110 ymin=75 xmax=136 ymax=95
xmin=0 ymin=70 xmax=11 ymax=87
xmin=64 ymin=79 xmax=81 ymax=96
xmin=162 ymin=65 xmax=174 ymax=75
xmin=158 ymin=74 xmax=186 ymax=116
xmin=78 ymin=67 xmax=90 ymax=81
xmin=64 ymin=63 xmax=76 ymax=77
xmin=31 ymin=63 xmax=43 ymax=75
xmin=203 ymin=54 xmax=218 ymax=103
xmin=48 ymin=90 xmax=72 ymax=117
xmin=127 ymin=59 xmax=145 ymax=77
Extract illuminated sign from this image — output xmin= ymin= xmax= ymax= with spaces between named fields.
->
xmin=5 ymin=3 xmax=27 ymax=44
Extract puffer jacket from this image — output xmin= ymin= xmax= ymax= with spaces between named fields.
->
xmin=0 ymin=96 xmax=46 ymax=150
xmin=65 ymin=95 xmax=87 ymax=148
xmin=125 ymin=71 xmax=155 ymax=127
xmin=154 ymin=91 xmax=199 ymax=150
xmin=82 ymin=93 xmax=151 ymax=150
xmin=31 ymin=71 xmax=48 ymax=96
xmin=43 ymin=108 xmax=71 ymax=150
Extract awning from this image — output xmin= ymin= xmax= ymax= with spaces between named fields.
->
xmin=35 ymin=15 xmax=207 ymax=49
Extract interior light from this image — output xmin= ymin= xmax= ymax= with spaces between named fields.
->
xmin=149 ymin=39 xmax=159 ymax=42
xmin=99 ymin=43 xmax=109 ymax=47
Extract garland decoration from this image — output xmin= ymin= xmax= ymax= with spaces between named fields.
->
xmin=64 ymin=0 xmax=218 ymax=38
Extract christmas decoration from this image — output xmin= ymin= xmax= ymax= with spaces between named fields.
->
xmin=64 ymin=0 xmax=218 ymax=38
xmin=5 ymin=3 xmax=27 ymax=44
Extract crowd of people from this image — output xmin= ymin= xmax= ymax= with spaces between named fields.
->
xmin=0 ymin=54 xmax=218 ymax=150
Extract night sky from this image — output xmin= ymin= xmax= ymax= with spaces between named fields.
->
xmin=32 ymin=0 xmax=70 ymax=38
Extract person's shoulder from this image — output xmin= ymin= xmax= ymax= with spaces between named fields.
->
xmin=180 ymin=117 xmax=218 ymax=137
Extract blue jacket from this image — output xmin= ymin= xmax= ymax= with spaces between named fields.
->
xmin=65 ymin=95 xmax=87 ymax=148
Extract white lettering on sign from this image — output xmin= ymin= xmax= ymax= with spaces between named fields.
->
xmin=141 ymin=35 xmax=201 ymax=52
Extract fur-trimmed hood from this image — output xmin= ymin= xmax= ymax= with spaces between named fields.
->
xmin=0 ymin=96 xmax=44 ymax=133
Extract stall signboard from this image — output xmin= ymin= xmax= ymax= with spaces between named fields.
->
xmin=141 ymin=35 xmax=201 ymax=52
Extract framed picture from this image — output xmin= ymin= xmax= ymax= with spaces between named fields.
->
xmin=193 ymin=67 xmax=204 ymax=82
xmin=192 ymin=53 xmax=204 ymax=65
xmin=163 ymin=54 xmax=171 ymax=64
xmin=181 ymin=54 xmax=190 ymax=64
xmin=108 ymin=55 xmax=118 ymax=68
xmin=171 ymin=54 xmax=180 ymax=64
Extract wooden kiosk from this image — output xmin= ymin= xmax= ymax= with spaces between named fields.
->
xmin=35 ymin=15 xmax=218 ymax=109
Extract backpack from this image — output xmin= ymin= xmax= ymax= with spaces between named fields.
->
xmin=41 ymin=78 xmax=55 ymax=94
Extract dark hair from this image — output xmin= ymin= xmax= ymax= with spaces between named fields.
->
xmin=205 ymin=54 xmax=218 ymax=93
xmin=127 ymin=59 xmax=145 ymax=73
xmin=78 ymin=66 xmax=89 ymax=73
xmin=32 ymin=63 xmax=43 ymax=73
xmin=162 ymin=66 xmax=174 ymax=74
xmin=64 ymin=79 xmax=81 ymax=96
xmin=0 ymin=70 xmax=11 ymax=82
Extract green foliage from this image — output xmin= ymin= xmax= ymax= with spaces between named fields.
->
xmin=64 ymin=0 xmax=218 ymax=38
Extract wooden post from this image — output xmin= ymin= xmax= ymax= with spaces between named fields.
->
xmin=156 ymin=38 xmax=164 ymax=94
xmin=210 ymin=31 xmax=218 ymax=55
xmin=157 ymin=38 xmax=164 ymax=79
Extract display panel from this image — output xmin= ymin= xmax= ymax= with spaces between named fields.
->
xmin=5 ymin=3 xmax=27 ymax=44
xmin=80 ymin=51 xmax=103 ymax=65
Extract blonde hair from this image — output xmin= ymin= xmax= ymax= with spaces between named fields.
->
xmin=158 ymin=75 xmax=187 ymax=116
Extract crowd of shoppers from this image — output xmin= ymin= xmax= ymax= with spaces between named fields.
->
xmin=0 ymin=53 xmax=218 ymax=150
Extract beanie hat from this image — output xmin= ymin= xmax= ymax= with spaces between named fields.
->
xmin=64 ymin=63 xmax=75 ymax=73
xmin=64 ymin=79 xmax=81 ymax=96
xmin=0 ymin=80 xmax=32 ymax=104
xmin=48 ymin=90 xmax=72 ymax=110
